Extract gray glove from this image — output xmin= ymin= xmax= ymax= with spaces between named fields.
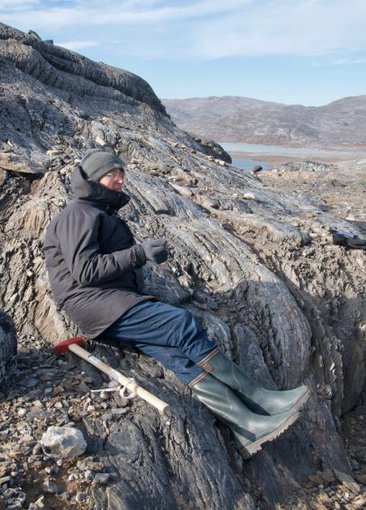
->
xmin=141 ymin=239 xmax=168 ymax=264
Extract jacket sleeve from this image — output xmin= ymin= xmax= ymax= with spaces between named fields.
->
xmin=57 ymin=208 xmax=146 ymax=287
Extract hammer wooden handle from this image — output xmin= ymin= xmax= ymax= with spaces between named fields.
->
xmin=68 ymin=343 xmax=170 ymax=415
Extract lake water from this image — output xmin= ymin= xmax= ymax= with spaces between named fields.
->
xmin=220 ymin=142 xmax=362 ymax=171
xmin=221 ymin=142 xmax=358 ymax=158
xmin=231 ymin=157 xmax=271 ymax=171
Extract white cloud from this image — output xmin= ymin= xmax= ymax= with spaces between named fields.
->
xmin=0 ymin=0 xmax=40 ymax=9
xmin=1 ymin=0 xmax=366 ymax=60
xmin=57 ymin=39 xmax=100 ymax=51
xmin=332 ymin=57 xmax=366 ymax=65
xmin=194 ymin=0 xmax=366 ymax=59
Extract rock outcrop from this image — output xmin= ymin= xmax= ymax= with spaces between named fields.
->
xmin=0 ymin=309 xmax=17 ymax=383
xmin=0 ymin=22 xmax=365 ymax=509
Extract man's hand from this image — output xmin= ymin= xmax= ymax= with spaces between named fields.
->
xmin=141 ymin=239 xmax=168 ymax=264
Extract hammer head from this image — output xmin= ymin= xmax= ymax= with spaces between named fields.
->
xmin=55 ymin=336 xmax=84 ymax=354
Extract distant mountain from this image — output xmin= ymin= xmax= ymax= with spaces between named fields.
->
xmin=163 ymin=96 xmax=366 ymax=146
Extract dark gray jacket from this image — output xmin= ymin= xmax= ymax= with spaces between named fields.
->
xmin=44 ymin=166 xmax=151 ymax=338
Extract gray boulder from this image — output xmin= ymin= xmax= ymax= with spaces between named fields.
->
xmin=41 ymin=426 xmax=87 ymax=459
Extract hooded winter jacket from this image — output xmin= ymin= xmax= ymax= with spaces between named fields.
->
xmin=44 ymin=166 xmax=151 ymax=338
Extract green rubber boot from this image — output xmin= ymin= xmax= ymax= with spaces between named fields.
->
xmin=199 ymin=352 xmax=309 ymax=416
xmin=191 ymin=374 xmax=300 ymax=457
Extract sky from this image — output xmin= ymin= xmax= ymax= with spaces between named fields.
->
xmin=1 ymin=0 xmax=365 ymax=106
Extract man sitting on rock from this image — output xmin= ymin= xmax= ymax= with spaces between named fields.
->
xmin=44 ymin=148 xmax=309 ymax=457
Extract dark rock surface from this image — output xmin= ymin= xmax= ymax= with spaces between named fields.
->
xmin=0 ymin=22 xmax=365 ymax=509
xmin=0 ymin=309 xmax=17 ymax=383
xmin=273 ymin=161 xmax=336 ymax=173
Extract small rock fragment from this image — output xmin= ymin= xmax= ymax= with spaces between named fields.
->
xmin=93 ymin=473 xmax=111 ymax=485
xmin=75 ymin=491 xmax=88 ymax=503
xmin=42 ymin=478 xmax=61 ymax=494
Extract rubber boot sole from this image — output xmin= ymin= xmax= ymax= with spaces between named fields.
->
xmin=233 ymin=411 xmax=301 ymax=458
xmin=290 ymin=386 xmax=310 ymax=414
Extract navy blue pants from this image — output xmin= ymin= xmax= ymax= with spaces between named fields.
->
xmin=104 ymin=301 xmax=218 ymax=386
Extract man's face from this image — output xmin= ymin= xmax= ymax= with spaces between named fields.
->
xmin=99 ymin=168 xmax=125 ymax=192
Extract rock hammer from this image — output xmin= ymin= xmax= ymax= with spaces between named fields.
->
xmin=55 ymin=337 xmax=170 ymax=415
